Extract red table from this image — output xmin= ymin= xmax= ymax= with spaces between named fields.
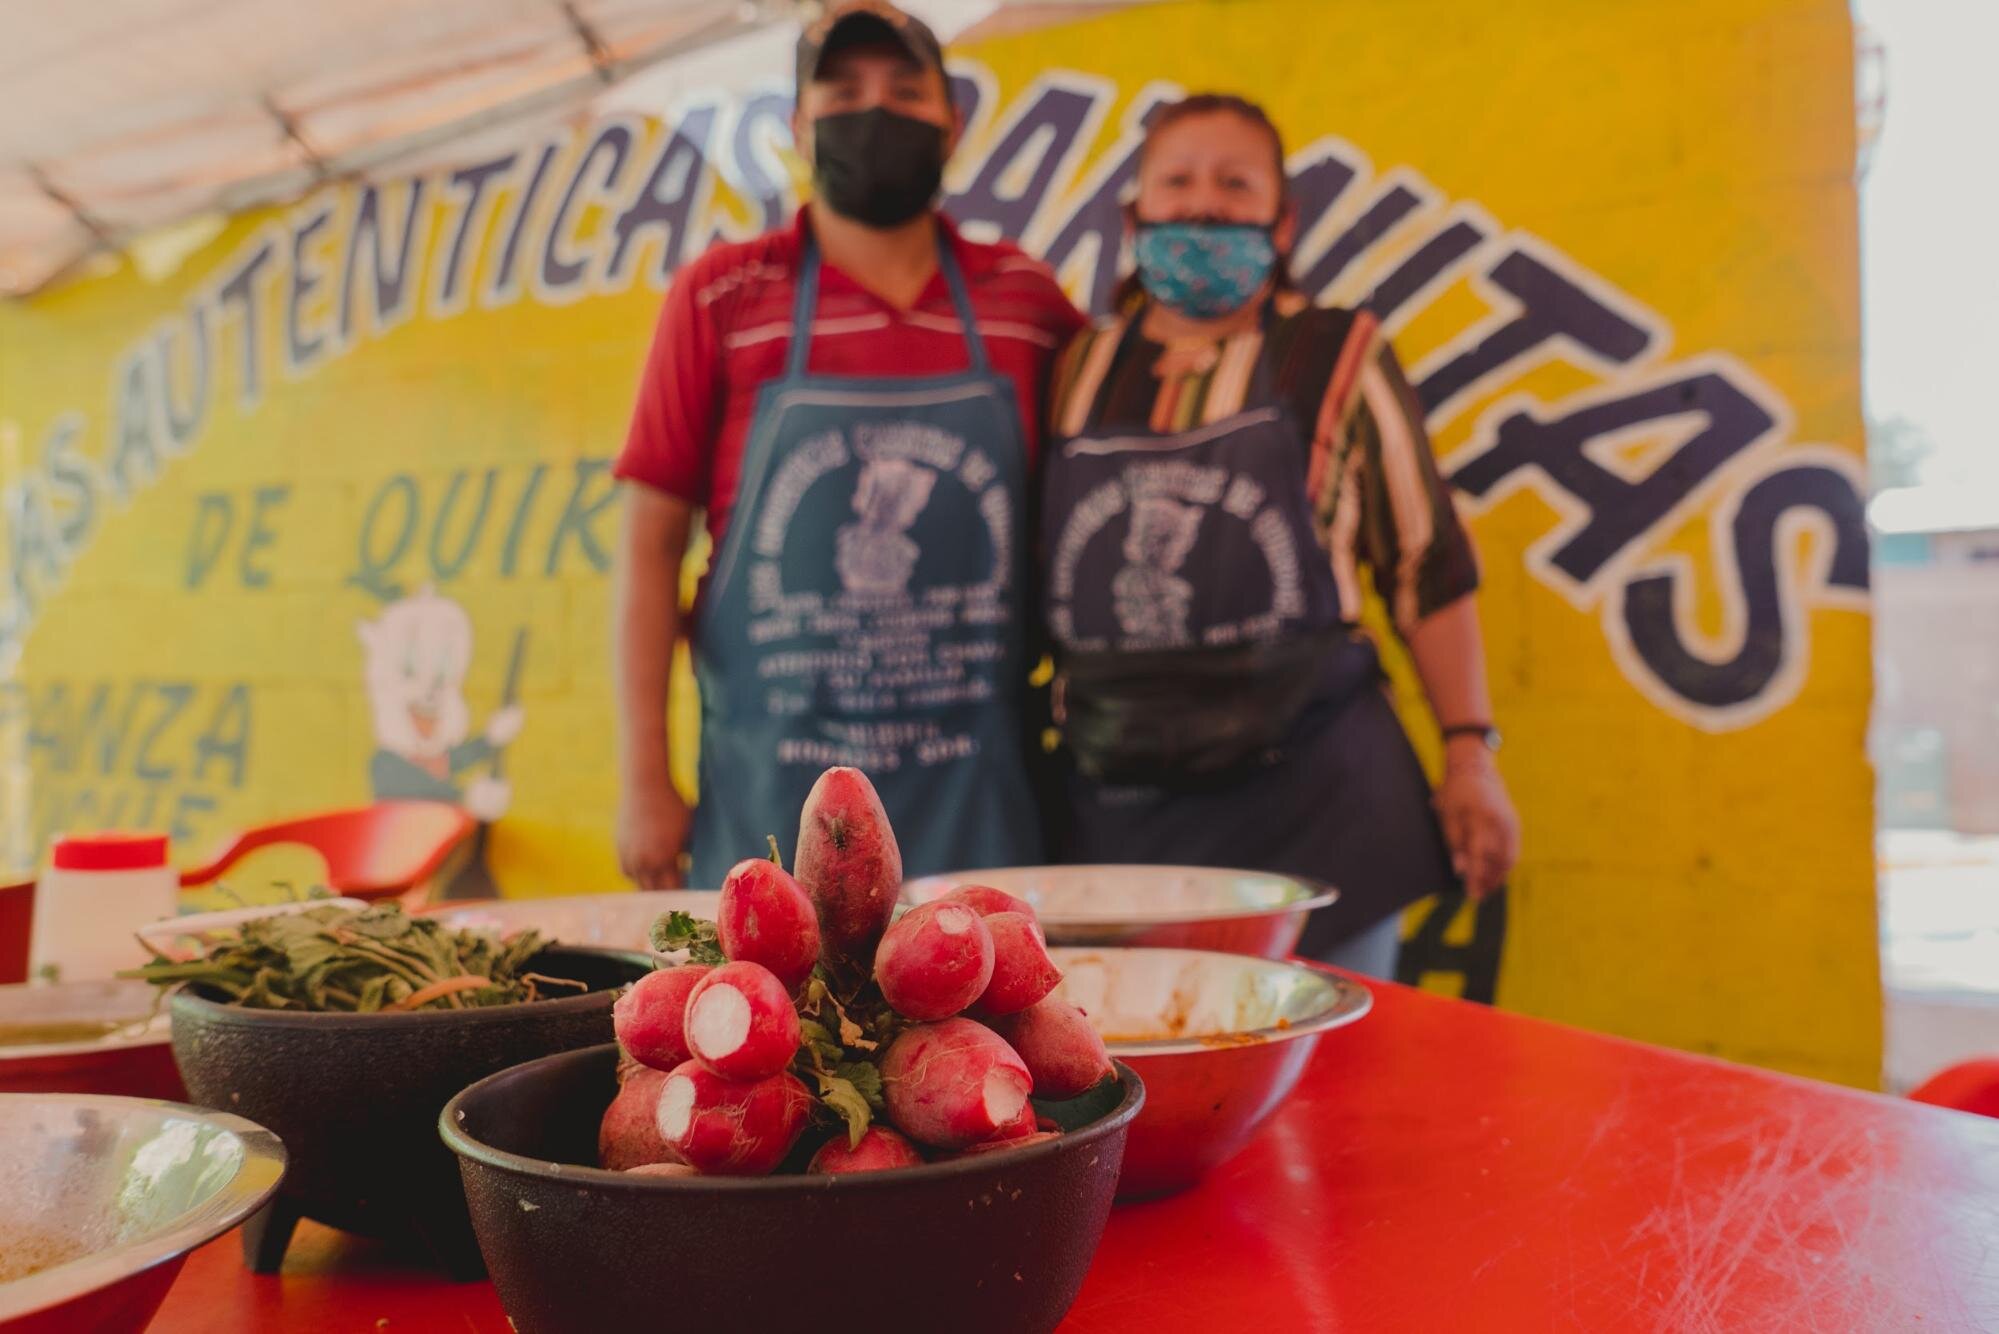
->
xmin=152 ymin=978 xmax=1999 ymax=1332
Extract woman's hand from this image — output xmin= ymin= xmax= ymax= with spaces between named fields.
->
xmin=1435 ymin=740 xmax=1519 ymax=900
xmin=617 ymin=780 xmax=692 ymax=890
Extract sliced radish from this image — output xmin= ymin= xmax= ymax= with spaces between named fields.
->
xmin=874 ymin=899 xmax=995 ymax=1021
xmin=880 ymin=1018 xmax=1034 ymax=1150
xmin=683 ymin=962 xmax=800 ymax=1082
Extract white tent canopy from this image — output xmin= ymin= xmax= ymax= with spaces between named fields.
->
xmin=0 ymin=0 xmax=1140 ymax=296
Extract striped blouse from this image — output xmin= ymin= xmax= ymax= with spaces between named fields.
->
xmin=1045 ymin=291 xmax=1478 ymax=633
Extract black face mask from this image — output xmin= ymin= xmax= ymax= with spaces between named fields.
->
xmin=812 ymin=108 xmax=947 ymax=228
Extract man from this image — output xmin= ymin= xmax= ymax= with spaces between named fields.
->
xmin=613 ymin=0 xmax=1085 ymax=888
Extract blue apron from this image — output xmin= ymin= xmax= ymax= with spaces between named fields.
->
xmin=688 ymin=232 xmax=1040 ymax=887
xmin=1041 ymin=306 xmax=1457 ymax=948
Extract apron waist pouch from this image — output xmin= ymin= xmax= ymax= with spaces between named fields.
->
xmin=1060 ymin=628 xmax=1362 ymax=784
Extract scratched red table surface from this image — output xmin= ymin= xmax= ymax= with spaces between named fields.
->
xmin=151 ymin=979 xmax=1999 ymax=1333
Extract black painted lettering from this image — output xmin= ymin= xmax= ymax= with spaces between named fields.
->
xmin=1621 ymin=462 xmax=1869 ymax=710
xmin=135 ymin=683 xmax=191 ymax=783
xmin=79 ymin=682 xmax=142 ymax=777
xmin=499 ymin=464 xmax=548 ymax=577
xmin=946 ymin=84 xmax=1097 ymax=243
xmin=193 ymin=684 xmax=252 ymax=788
xmin=340 ymin=180 xmax=429 ymax=341
xmin=25 ymin=683 xmax=70 ymax=772
xmin=185 ymin=493 xmax=234 ymax=589
xmin=240 ymin=486 xmax=289 ymax=588
xmin=1367 ymin=218 xmax=1489 ymax=319
xmin=727 ymin=94 xmax=792 ymax=236
xmin=287 ymin=204 xmax=335 ymax=369
xmin=108 ymin=350 xmax=161 ymax=500
xmin=1452 ymin=370 xmax=1774 ymax=586
xmin=170 ymin=790 xmax=218 ymax=845
xmin=1296 ymin=183 xmax=1421 ymax=299
xmin=493 ymin=141 xmax=560 ymax=298
xmin=215 ymin=237 xmax=275 ymax=407
xmin=43 ymin=415 xmax=97 ymax=554
xmin=159 ymin=302 xmax=211 ymax=452
xmin=1417 ymin=249 xmax=1654 ymax=413
xmin=438 ymin=153 xmax=518 ymax=309
xmin=542 ymin=123 xmax=636 ymax=292
xmin=606 ymin=108 xmax=719 ymax=287
xmin=350 ymin=474 xmax=418 ymax=599
xmin=543 ymin=459 xmax=620 ymax=575
xmin=429 ymin=468 xmax=495 ymax=581
xmin=7 ymin=479 xmax=62 ymax=617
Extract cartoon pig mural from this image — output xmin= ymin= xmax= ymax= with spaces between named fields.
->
xmin=357 ymin=587 xmax=523 ymax=820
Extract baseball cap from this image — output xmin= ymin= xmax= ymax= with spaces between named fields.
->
xmin=796 ymin=1 xmax=947 ymax=90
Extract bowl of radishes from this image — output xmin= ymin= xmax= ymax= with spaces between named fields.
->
xmin=439 ymin=767 xmax=1145 ymax=1334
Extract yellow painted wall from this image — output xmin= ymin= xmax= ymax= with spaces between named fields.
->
xmin=0 ymin=0 xmax=1875 ymax=1083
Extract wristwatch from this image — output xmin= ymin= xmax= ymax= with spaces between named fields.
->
xmin=1442 ymin=723 xmax=1503 ymax=754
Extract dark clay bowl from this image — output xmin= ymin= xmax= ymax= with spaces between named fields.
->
xmin=441 ymin=1043 xmax=1146 ymax=1334
xmin=169 ymin=946 xmax=650 ymax=1278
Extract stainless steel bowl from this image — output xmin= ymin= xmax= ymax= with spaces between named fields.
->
xmin=0 ymin=1094 xmax=286 ymax=1333
xmin=903 ymin=866 xmax=1337 ymax=958
xmin=1047 ymin=947 xmax=1370 ymax=1200
xmin=0 ymin=980 xmax=182 ymax=1101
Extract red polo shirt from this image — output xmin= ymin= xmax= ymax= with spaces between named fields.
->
xmin=615 ymin=210 xmax=1086 ymax=553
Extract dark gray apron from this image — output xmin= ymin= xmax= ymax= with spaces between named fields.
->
xmin=1040 ymin=309 xmax=1458 ymax=948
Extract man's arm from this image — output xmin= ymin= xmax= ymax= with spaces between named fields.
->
xmin=614 ymin=485 xmax=696 ymax=888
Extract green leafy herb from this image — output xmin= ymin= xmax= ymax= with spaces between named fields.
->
xmin=120 ymin=903 xmax=585 ymax=1013
xmin=649 ymin=911 xmax=725 ymax=964
xmin=835 ymin=1060 xmax=885 ymax=1112
xmin=789 ymin=961 xmax=914 ymax=1146
xmin=818 ymin=1075 xmax=874 ymax=1149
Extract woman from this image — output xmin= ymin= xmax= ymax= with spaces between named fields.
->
xmin=1039 ymin=94 xmax=1520 ymax=977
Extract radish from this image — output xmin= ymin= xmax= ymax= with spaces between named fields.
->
xmin=718 ymin=856 xmax=820 ymax=992
xmin=613 ymin=965 xmax=712 ymax=1072
xmin=944 ymin=884 xmax=1038 ymax=924
xmin=976 ymin=912 xmax=1062 ymax=1016
xmin=880 ymin=1018 xmax=1033 ymax=1150
xmin=995 ymin=997 xmax=1113 ymax=1098
xmin=684 ymin=961 xmax=801 ymax=1082
xmin=989 ymin=1096 xmax=1036 ymax=1141
xmin=874 ymin=900 xmax=995 ymax=1021
xmin=808 ymin=1126 xmax=925 ymax=1174
xmin=624 ymin=1161 xmax=700 ymax=1178
xmin=597 ymin=1066 xmax=686 ymax=1171
xmin=656 ymin=1062 xmax=812 ymax=1176
xmin=957 ymin=1130 xmax=1062 ymax=1156
xmin=794 ymin=767 xmax=901 ymax=959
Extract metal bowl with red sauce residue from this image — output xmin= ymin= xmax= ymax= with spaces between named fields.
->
xmin=1048 ymin=947 xmax=1370 ymax=1200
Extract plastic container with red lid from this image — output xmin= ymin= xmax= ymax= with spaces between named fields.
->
xmin=51 ymin=832 xmax=172 ymax=872
xmin=29 ymin=831 xmax=179 ymax=983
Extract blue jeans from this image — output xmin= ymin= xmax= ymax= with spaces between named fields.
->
xmin=1316 ymin=913 xmax=1401 ymax=980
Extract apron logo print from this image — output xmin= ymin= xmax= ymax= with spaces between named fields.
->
xmin=1052 ymin=459 xmax=1307 ymax=654
xmin=836 ymin=458 xmax=939 ymax=597
xmin=1112 ymin=496 xmax=1203 ymax=643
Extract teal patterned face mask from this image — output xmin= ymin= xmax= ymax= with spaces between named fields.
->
xmin=1133 ymin=220 xmax=1278 ymax=318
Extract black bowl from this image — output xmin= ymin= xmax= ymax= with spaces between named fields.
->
xmin=169 ymin=945 xmax=651 ymax=1278
xmin=441 ymin=1043 xmax=1146 ymax=1334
